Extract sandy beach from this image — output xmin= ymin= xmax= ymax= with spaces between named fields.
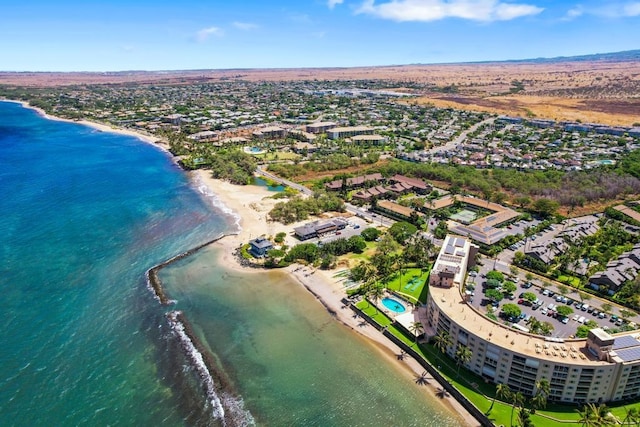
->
xmin=192 ymin=169 xmax=478 ymax=426
xmin=9 ymin=100 xmax=478 ymax=426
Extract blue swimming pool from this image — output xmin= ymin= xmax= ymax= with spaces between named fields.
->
xmin=381 ymin=297 xmax=406 ymax=313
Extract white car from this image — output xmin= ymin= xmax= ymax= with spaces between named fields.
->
xmin=578 ymin=316 xmax=586 ymax=324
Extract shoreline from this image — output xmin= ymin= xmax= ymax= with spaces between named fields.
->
xmin=3 ymin=99 xmax=172 ymax=153
xmin=9 ymin=99 xmax=478 ymax=426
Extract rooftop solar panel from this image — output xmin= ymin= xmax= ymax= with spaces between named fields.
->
xmin=445 ymin=245 xmax=455 ymax=255
xmin=616 ymin=346 xmax=640 ymax=362
xmin=613 ymin=335 xmax=640 ymax=350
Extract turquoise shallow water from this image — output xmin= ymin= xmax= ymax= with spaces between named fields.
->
xmin=0 ymin=101 xmax=463 ymax=426
xmin=0 ymin=101 xmax=229 ymax=426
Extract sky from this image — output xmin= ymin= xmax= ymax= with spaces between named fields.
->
xmin=1 ymin=0 xmax=639 ymax=71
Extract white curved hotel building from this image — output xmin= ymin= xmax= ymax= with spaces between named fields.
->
xmin=425 ymin=235 xmax=640 ymax=404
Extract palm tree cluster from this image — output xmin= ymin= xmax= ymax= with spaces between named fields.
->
xmin=576 ymin=403 xmax=622 ymax=426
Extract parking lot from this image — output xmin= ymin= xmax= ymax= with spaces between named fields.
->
xmin=467 ymin=269 xmax=617 ymax=340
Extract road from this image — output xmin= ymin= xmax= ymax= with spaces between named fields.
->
xmin=256 ymin=165 xmax=396 ymax=227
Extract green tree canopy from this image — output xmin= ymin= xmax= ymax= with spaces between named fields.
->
xmin=502 ymin=303 xmax=522 ymax=318
xmin=388 ymin=221 xmax=418 ymax=244
xmin=502 ymin=281 xmax=517 ymax=295
xmin=486 ymin=270 xmax=505 ymax=282
xmin=486 ymin=288 xmax=503 ymax=302
xmin=360 ymin=227 xmax=382 ymax=242
xmin=556 ymin=305 xmax=574 ymax=318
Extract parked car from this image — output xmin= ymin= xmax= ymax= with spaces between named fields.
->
xmin=521 ymin=282 xmax=533 ymax=289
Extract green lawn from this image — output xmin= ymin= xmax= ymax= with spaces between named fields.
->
xmin=343 ymin=241 xmax=378 ymax=263
xmin=384 ymin=267 xmax=430 ymax=304
xmin=557 ymin=275 xmax=581 ymax=287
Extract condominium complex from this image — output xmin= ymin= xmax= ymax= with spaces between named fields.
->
xmin=425 ymin=234 xmax=640 ymax=404
xmin=327 ymin=125 xmax=375 ymax=140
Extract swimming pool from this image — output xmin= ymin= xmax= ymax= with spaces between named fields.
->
xmin=381 ymin=297 xmax=406 ymax=313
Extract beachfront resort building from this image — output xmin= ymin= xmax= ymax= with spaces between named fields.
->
xmin=424 ymin=236 xmax=640 ymax=404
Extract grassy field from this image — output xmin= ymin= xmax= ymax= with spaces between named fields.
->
xmin=384 ymin=267 xmax=430 ymax=304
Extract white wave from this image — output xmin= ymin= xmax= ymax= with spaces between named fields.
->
xmin=166 ymin=311 xmax=226 ymax=422
xmin=220 ymin=393 xmax=256 ymax=427
xmin=190 ymin=174 xmax=242 ymax=234
xmin=144 ymin=270 xmax=161 ymax=303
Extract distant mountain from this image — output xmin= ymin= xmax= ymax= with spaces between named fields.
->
xmin=477 ymin=49 xmax=640 ymax=65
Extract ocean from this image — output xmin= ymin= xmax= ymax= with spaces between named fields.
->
xmin=0 ymin=101 xmax=463 ymax=426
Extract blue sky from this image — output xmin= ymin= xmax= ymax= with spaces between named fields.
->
xmin=1 ymin=0 xmax=638 ymax=71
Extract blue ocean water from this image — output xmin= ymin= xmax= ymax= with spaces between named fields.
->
xmin=0 ymin=100 xmax=463 ymax=426
xmin=0 ymin=101 xmax=230 ymax=426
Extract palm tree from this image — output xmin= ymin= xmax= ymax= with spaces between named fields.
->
xmin=455 ymin=345 xmax=472 ymax=377
xmin=517 ymin=408 xmax=535 ymax=427
xmin=367 ymin=285 xmax=384 ymax=313
xmin=434 ymin=331 xmax=452 ymax=356
xmin=396 ymin=350 xmax=407 ymax=361
xmin=531 ymin=379 xmax=550 ymax=410
xmin=623 ymin=406 xmax=640 ymax=426
xmin=491 ymin=383 xmax=511 ymax=414
xmin=510 ymin=391 xmax=524 ymax=427
xmin=409 ymin=321 xmax=424 ymax=344
xmin=576 ymin=403 xmax=600 ymax=427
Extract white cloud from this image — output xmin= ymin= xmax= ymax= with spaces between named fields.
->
xmin=233 ymin=21 xmax=258 ymax=31
xmin=328 ymin=0 xmax=345 ymax=8
xmin=563 ymin=6 xmax=584 ymax=20
xmin=622 ymin=2 xmax=640 ymax=16
xmin=195 ymin=26 xmax=224 ymax=42
xmin=566 ymin=2 xmax=640 ymax=19
xmin=356 ymin=0 xmax=544 ymax=22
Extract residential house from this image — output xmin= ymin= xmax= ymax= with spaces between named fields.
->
xmin=249 ymin=237 xmax=274 ymax=258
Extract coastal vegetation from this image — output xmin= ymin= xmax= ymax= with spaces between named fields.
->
xmin=267 ymin=192 xmax=345 ymax=224
xmin=181 ymin=149 xmax=258 ymax=185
